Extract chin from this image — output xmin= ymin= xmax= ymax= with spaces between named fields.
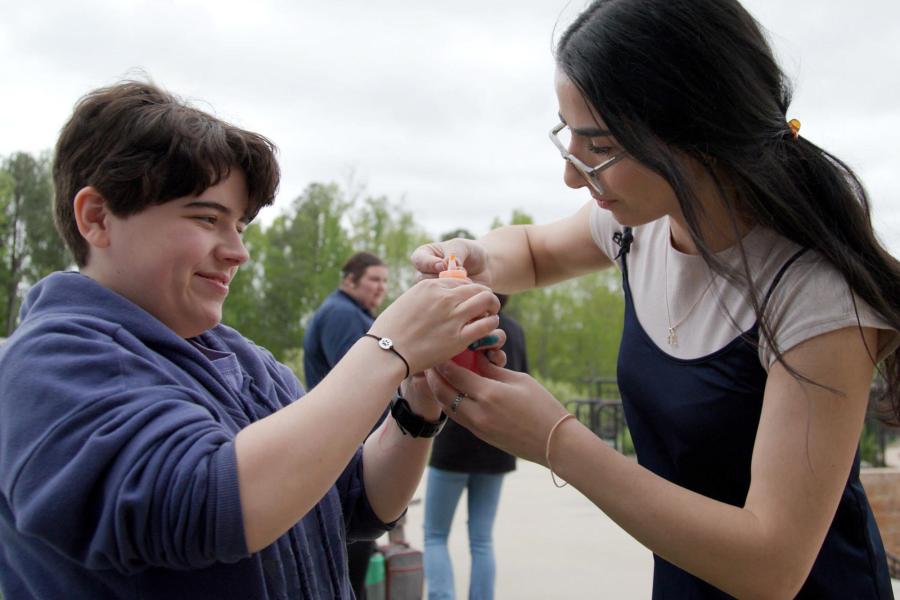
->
xmin=185 ymin=313 xmax=223 ymax=338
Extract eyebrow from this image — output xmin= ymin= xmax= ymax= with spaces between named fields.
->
xmin=184 ymin=200 xmax=250 ymax=224
xmin=559 ymin=114 xmax=612 ymax=137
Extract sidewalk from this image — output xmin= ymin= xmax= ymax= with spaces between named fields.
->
xmin=381 ymin=458 xmax=652 ymax=598
xmin=382 ymin=457 xmax=900 ymax=598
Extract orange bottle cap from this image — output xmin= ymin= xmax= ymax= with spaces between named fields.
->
xmin=438 ymin=254 xmax=469 ymax=279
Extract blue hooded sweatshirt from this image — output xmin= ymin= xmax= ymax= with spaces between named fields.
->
xmin=0 ymin=272 xmax=389 ymax=599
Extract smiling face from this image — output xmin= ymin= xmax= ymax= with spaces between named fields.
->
xmin=554 ymin=70 xmax=683 ymax=229
xmin=79 ymin=169 xmax=251 ymax=338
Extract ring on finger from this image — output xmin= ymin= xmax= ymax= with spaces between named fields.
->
xmin=451 ymin=392 xmax=466 ymax=413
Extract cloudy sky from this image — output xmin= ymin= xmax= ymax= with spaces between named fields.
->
xmin=2 ymin=0 xmax=898 ymax=251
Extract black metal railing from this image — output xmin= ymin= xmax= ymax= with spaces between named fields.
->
xmin=564 ymin=396 xmax=626 ymax=453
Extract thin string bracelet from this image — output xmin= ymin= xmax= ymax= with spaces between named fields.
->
xmin=362 ymin=334 xmax=411 ymax=379
xmin=546 ymin=413 xmax=576 ymax=488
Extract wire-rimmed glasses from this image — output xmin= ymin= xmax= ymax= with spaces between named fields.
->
xmin=549 ymin=122 xmax=626 ymax=195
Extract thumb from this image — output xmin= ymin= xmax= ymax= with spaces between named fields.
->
xmin=474 ymin=350 xmax=516 ymax=382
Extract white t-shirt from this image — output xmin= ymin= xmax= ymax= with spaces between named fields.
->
xmin=589 ymin=204 xmax=899 ymax=369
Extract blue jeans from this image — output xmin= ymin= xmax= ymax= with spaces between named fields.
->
xmin=423 ymin=467 xmax=505 ymax=600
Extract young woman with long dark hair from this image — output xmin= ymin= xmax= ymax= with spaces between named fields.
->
xmin=412 ymin=0 xmax=900 ymax=597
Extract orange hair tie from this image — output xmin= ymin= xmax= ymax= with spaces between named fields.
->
xmin=788 ymin=118 xmax=801 ymax=140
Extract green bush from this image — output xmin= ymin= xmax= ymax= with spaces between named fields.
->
xmin=533 ymin=374 xmax=588 ymax=406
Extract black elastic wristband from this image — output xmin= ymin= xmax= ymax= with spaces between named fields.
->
xmin=390 ymin=395 xmax=447 ymax=438
xmin=363 ymin=334 xmax=411 ymax=379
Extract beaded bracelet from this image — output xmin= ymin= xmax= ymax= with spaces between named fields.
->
xmin=546 ymin=413 xmax=575 ymax=488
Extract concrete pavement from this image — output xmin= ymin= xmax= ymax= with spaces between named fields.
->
xmin=381 ymin=455 xmax=900 ymax=598
xmin=381 ymin=458 xmax=653 ymax=599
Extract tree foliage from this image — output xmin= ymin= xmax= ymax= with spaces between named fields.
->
xmin=222 ymin=182 xmax=429 ymax=361
xmin=0 ymin=152 xmax=70 ymax=335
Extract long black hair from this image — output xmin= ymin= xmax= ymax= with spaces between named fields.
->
xmin=557 ymin=0 xmax=900 ymax=422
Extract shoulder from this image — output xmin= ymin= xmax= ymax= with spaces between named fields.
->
xmin=588 ymin=204 xmax=621 ymax=263
xmin=1 ymin=311 xmax=127 ymax=379
xmin=760 ymin=240 xmax=898 ymax=368
xmin=315 ymin=291 xmax=365 ymax=322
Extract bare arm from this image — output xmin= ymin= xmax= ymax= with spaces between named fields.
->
xmin=360 ymin=373 xmax=443 ymax=523
xmin=412 ymin=201 xmax=613 ymax=293
xmin=235 ymin=339 xmax=404 ymax=552
xmin=553 ymin=327 xmax=873 ymax=597
xmin=429 ymin=326 xmax=876 ymax=598
xmin=235 ymin=278 xmax=500 ymax=553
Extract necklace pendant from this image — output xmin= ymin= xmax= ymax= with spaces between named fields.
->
xmin=667 ymin=327 xmax=678 ymax=347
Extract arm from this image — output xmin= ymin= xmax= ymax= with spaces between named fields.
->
xmin=235 ymin=279 xmax=501 ymax=552
xmin=429 ymin=326 xmax=876 ymax=598
xmin=361 ymin=327 xmax=507 ymax=523
xmin=360 ymin=373 xmax=443 ymax=523
xmin=411 ymin=201 xmax=613 ymax=293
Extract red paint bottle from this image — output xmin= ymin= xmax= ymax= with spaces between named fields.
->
xmin=439 ymin=254 xmax=480 ymax=373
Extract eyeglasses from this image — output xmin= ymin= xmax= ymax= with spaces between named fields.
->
xmin=549 ymin=122 xmax=626 ymax=195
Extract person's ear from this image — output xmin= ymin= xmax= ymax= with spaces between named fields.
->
xmin=72 ymin=186 xmax=112 ymax=249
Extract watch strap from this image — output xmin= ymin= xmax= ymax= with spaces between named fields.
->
xmin=390 ymin=395 xmax=447 ymax=438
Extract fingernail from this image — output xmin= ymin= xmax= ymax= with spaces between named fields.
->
xmin=468 ymin=334 xmax=499 ymax=350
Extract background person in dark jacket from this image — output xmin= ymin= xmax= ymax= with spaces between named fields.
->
xmin=303 ymin=252 xmax=388 ymax=391
xmin=423 ymin=294 xmax=527 ymax=600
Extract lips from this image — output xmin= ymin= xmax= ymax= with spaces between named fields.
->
xmin=593 ymin=195 xmax=616 ymax=209
xmin=196 ymin=272 xmax=231 ymax=289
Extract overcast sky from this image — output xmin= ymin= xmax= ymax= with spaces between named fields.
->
xmin=2 ymin=0 xmax=898 ymax=251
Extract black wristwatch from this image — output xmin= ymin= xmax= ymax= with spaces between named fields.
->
xmin=390 ymin=395 xmax=447 ymax=438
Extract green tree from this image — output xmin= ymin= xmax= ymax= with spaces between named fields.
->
xmin=349 ymin=194 xmax=430 ymax=301
xmin=223 ymin=182 xmax=353 ymax=360
xmin=220 ymin=222 xmax=267 ymax=338
xmin=0 ymin=152 xmax=69 ymax=335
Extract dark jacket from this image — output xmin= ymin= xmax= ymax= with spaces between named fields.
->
xmin=302 ymin=290 xmax=374 ymax=390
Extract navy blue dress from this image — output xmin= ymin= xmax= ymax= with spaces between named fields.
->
xmin=615 ymin=231 xmax=893 ymax=599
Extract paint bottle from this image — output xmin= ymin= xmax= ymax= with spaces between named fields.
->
xmin=439 ymin=255 xmax=481 ymax=373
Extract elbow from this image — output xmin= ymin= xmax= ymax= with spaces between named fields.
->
xmin=730 ymin=551 xmax=814 ymax=599
xmin=738 ymin=572 xmax=807 ymax=600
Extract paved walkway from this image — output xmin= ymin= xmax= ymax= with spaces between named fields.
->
xmin=381 ymin=455 xmax=900 ymax=598
xmin=382 ymin=458 xmax=652 ymax=598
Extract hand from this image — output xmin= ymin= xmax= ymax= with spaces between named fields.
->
xmin=410 ymin=238 xmax=493 ymax=286
xmin=425 ymin=352 xmax=569 ymax=464
xmin=370 ymin=278 xmax=500 ymax=374
xmin=400 ymin=372 xmax=442 ymax=421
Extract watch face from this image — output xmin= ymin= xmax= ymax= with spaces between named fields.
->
xmin=378 ymin=337 xmax=393 ymax=350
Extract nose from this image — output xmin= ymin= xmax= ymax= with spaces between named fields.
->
xmin=563 ymin=160 xmax=588 ymax=191
xmin=218 ymin=230 xmax=250 ymax=266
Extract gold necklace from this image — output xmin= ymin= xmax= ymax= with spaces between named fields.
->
xmin=663 ymin=244 xmax=715 ymax=347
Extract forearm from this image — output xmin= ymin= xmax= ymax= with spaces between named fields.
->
xmin=480 ymin=202 xmax=611 ymax=292
xmin=479 ymin=225 xmax=541 ymax=293
xmin=361 ymin=412 xmax=436 ymax=523
xmin=235 ymin=338 xmax=405 ymax=553
xmin=553 ymin=423 xmax=808 ymax=599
